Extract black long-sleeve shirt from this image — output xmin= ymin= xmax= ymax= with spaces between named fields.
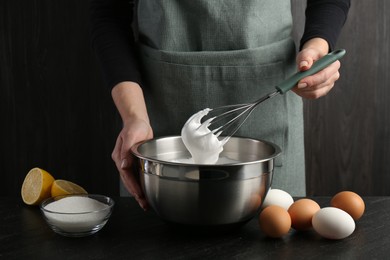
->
xmin=90 ymin=0 xmax=351 ymax=89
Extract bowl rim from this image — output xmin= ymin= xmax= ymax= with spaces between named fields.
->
xmin=131 ymin=135 xmax=281 ymax=166
xmin=40 ymin=194 xmax=114 ymax=215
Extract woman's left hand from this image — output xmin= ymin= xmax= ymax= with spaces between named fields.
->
xmin=293 ymin=38 xmax=341 ymax=99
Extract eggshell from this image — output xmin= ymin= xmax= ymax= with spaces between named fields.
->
xmin=288 ymin=198 xmax=320 ymax=230
xmin=331 ymin=191 xmax=365 ymax=220
xmin=259 ymin=205 xmax=291 ymax=238
xmin=312 ymin=207 xmax=355 ymax=239
xmin=262 ymin=188 xmax=294 ymax=210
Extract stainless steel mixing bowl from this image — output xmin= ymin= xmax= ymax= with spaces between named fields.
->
xmin=131 ymin=136 xmax=281 ymax=227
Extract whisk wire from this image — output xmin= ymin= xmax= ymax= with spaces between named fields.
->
xmin=219 ymin=103 xmax=258 ymax=143
xmin=205 ymin=90 xmax=280 ymax=140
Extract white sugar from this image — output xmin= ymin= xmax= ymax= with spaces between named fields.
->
xmin=44 ymin=196 xmax=107 ymax=213
xmin=43 ymin=196 xmax=110 ymax=233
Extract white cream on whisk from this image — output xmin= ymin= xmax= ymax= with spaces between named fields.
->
xmin=181 ymin=108 xmax=226 ymax=164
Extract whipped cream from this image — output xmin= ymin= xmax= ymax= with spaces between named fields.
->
xmin=181 ymin=108 xmax=227 ymax=164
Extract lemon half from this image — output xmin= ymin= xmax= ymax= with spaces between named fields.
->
xmin=21 ymin=168 xmax=55 ymax=205
xmin=51 ymin=179 xmax=88 ymax=197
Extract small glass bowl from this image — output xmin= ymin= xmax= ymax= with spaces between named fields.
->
xmin=40 ymin=194 xmax=114 ymax=237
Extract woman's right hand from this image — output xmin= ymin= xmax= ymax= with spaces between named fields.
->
xmin=111 ymin=81 xmax=153 ymax=210
xmin=112 ymin=117 xmax=153 ymax=210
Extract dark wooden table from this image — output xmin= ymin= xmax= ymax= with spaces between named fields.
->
xmin=1 ymin=197 xmax=390 ymax=259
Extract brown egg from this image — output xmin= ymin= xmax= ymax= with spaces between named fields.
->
xmin=288 ymin=198 xmax=320 ymax=230
xmin=259 ymin=205 xmax=291 ymax=238
xmin=331 ymin=191 xmax=365 ymax=220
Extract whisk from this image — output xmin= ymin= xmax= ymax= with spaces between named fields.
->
xmin=203 ymin=49 xmax=346 ymax=142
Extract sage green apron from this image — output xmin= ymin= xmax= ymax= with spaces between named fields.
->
xmin=131 ymin=0 xmax=305 ymax=196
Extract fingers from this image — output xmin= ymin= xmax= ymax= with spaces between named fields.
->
xmin=296 ymin=48 xmax=319 ymax=72
xmin=298 ymin=56 xmax=314 ymax=72
xmin=294 ymin=59 xmax=341 ymax=99
xmin=118 ymin=166 xmax=148 ymax=211
xmin=112 ymin=134 xmax=148 ymax=210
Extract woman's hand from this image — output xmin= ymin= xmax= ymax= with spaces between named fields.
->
xmin=111 ymin=82 xmax=153 ymax=210
xmin=293 ymin=38 xmax=341 ymax=99
xmin=112 ymin=117 xmax=153 ymax=210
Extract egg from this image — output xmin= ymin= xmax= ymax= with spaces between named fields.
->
xmin=262 ymin=188 xmax=294 ymax=210
xmin=288 ymin=198 xmax=320 ymax=230
xmin=330 ymin=191 xmax=365 ymax=220
xmin=259 ymin=205 xmax=291 ymax=238
xmin=312 ymin=207 xmax=355 ymax=239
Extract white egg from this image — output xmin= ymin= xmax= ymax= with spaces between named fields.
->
xmin=262 ymin=188 xmax=294 ymax=210
xmin=312 ymin=207 xmax=355 ymax=240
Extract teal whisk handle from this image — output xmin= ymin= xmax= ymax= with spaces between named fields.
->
xmin=276 ymin=49 xmax=346 ymax=94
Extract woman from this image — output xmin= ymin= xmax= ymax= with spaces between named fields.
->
xmin=90 ymin=0 xmax=350 ymax=210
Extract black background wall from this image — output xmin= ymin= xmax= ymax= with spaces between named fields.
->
xmin=1 ymin=1 xmax=389 ymax=196
xmin=0 ymin=0 xmax=120 ymax=196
